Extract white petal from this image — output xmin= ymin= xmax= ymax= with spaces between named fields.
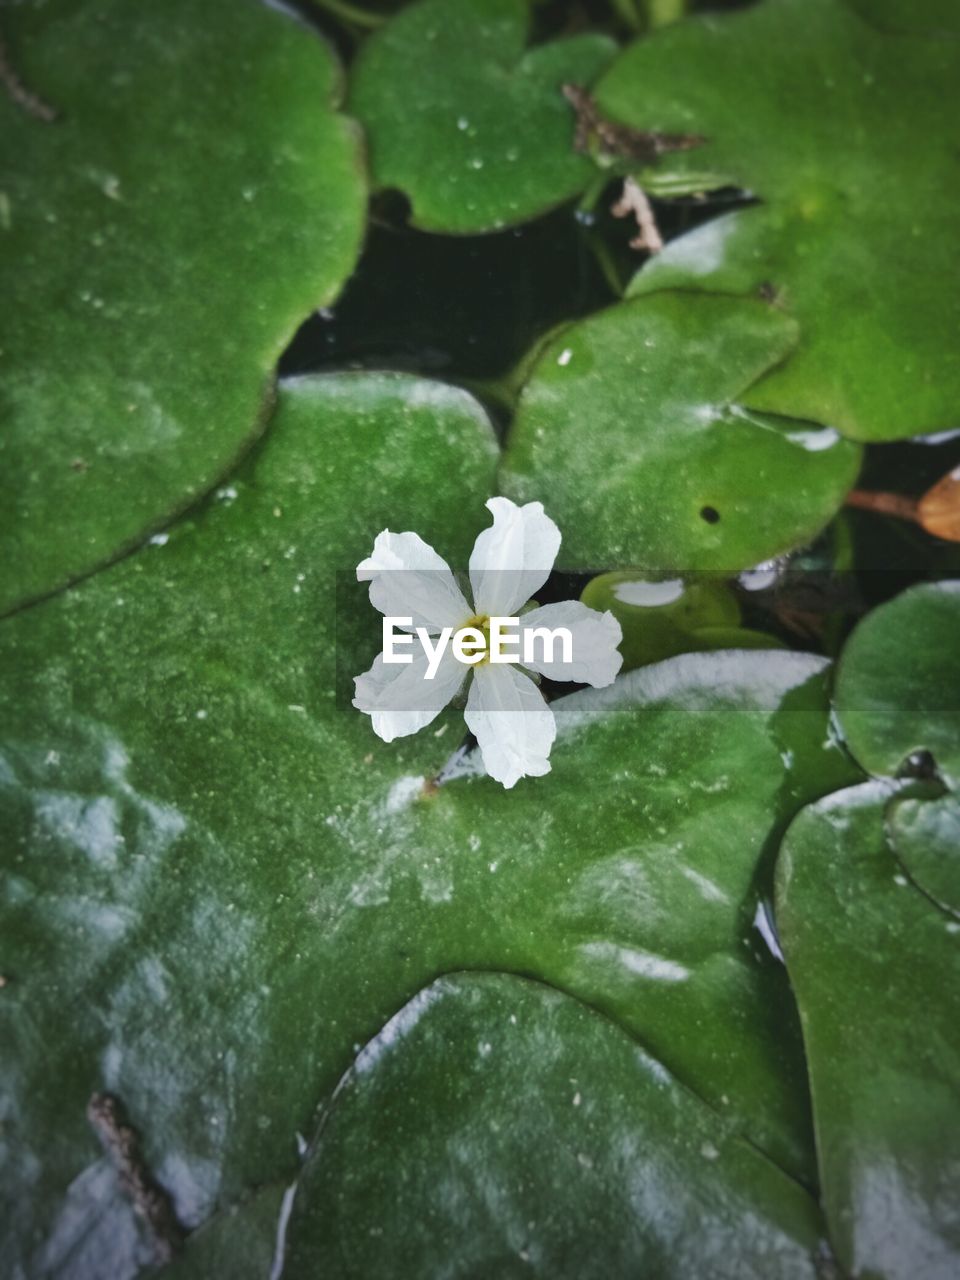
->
xmin=468 ymin=497 xmax=561 ymax=617
xmin=357 ymin=530 xmax=471 ymax=633
xmin=518 ymin=600 xmax=623 ymax=687
xmin=353 ymin=648 xmax=465 ymax=743
xmin=465 ymin=662 xmax=556 ymax=789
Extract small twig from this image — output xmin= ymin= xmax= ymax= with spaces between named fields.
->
xmin=0 ymin=31 xmax=58 ymax=122
xmin=611 ymin=176 xmax=663 ymax=253
xmin=845 ymin=489 xmax=919 ymax=523
xmin=87 ymin=1093 xmax=185 ymax=1265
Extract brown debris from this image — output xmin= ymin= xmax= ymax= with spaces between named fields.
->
xmin=918 ymin=466 xmax=960 ymax=542
xmin=562 ymin=83 xmax=704 ymax=165
xmin=86 ymin=1092 xmax=185 ymax=1265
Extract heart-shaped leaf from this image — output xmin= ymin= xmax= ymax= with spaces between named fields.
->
xmin=777 ymin=781 xmax=960 ymax=1279
xmin=499 ymin=292 xmax=861 ymax=570
xmin=834 ymin=580 xmax=960 ymax=787
xmin=0 ymin=0 xmax=366 ymax=615
xmin=0 ymin=369 xmax=858 ymax=1269
xmin=348 ymin=0 xmax=615 ymax=232
xmin=283 ymin=973 xmax=827 ymax=1278
xmin=600 ymin=0 xmax=960 ymax=441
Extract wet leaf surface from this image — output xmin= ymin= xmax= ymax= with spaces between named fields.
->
xmin=0 ymin=376 xmax=860 ymax=1272
xmin=580 ymin=571 xmax=742 ymax=668
xmin=777 ymin=781 xmax=960 ymax=1279
xmin=348 ymin=0 xmax=614 ymax=232
xmin=887 ymin=791 xmax=960 ymax=917
xmin=602 ymin=0 xmax=960 ymax=441
xmin=0 ymin=0 xmax=366 ymax=615
xmin=500 ymin=292 xmax=861 ymax=570
xmin=834 ymin=580 xmax=960 ymax=787
xmin=283 ymin=973 xmax=827 ymax=1279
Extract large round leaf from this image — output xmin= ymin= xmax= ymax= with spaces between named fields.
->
xmin=834 ymin=581 xmax=960 ymax=787
xmin=284 ymin=973 xmax=827 ymax=1278
xmin=777 ymin=782 xmax=960 ymax=1279
xmin=348 ymin=0 xmax=614 ymax=233
xmin=600 ymin=0 xmax=960 ymax=442
xmin=0 ymin=359 xmax=860 ymax=1269
xmin=0 ymin=0 xmax=366 ymax=615
xmin=499 ymin=292 xmax=861 ymax=571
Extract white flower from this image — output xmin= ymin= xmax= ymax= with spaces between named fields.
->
xmin=353 ymin=497 xmax=623 ymax=788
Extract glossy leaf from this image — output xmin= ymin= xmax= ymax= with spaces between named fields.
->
xmin=162 ymin=1184 xmax=289 ymax=1280
xmin=0 ymin=0 xmax=366 ymax=615
xmin=602 ymin=0 xmax=960 ymax=441
xmin=348 ymin=0 xmax=615 ymax=232
xmin=887 ymin=791 xmax=960 ymax=916
xmin=777 ymin=782 xmax=960 ymax=1279
xmin=284 ymin=973 xmax=827 ymax=1278
xmin=500 ymin=292 xmax=861 ymax=570
xmin=0 ymin=357 xmax=859 ymax=1270
xmin=581 ymin=571 xmax=740 ymax=668
xmin=834 ymin=581 xmax=960 ymax=787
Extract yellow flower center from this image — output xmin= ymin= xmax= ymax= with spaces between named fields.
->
xmin=457 ymin=614 xmax=490 ymax=664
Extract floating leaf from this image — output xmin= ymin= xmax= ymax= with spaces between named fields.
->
xmin=284 ymin=974 xmax=827 ymax=1278
xmin=500 ymin=292 xmax=861 ymax=570
xmin=600 ymin=0 xmax=960 ymax=441
xmin=581 ymin=571 xmax=740 ymax=667
xmin=161 ymin=1184 xmax=289 ymax=1280
xmin=834 ymin=581 xmax=960 ymax=787
xmin=0 ymin=358 xmax=859 ymax=1267
xmin=0 ymin=0 xmax=366 ymax=614
xmin=777 ymin=781 xmax=960 ymax=1279
xmin=887 ymin=791 xmax=960 ymax=916
xmin=348 ymin=0 xmax=615 ymax=233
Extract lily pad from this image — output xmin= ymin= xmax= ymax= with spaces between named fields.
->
xmin=581 ymin=571 xmax=740 ymax=668
xmin=348 ymin=0 xmax=615 ymax=233
xmin=887 ymin=791 xmax=960 ymax=916
xmin=777 ymin=781 xmax=960 ymax=1279
xmin=283 ymin=973 xmax=827 ymax=1278
xmin=499 ymin=292 xmax=861 ymax=571
xmin=0 ymin=363 xmax=860 ymax=1270
xmin=0 ymin=0 xmax=366 ymax=615
xmin=834 ymin=580 xmax=960 ymax=787
xmin=602 ymin=0 xmax=960 ymax=442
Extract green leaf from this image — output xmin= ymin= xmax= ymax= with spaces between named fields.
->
xmin=834 ymin=581 xmax=960 ymax=787
xmin=581 ymin=571 xmax=741 ymax=668
xmin=499 ymin=292 xmax=861 ymax=571
xmin=887 ymin=791 xmax=960 ymax=916
xmin=161 ymin=1184 xmax=289 ymax=1280
xmin=348 ymin=0 xmax=615 ymax=233
xmin=0 ymin=375 xmax=862 ymax=1268
xmin=0 ymin=0 xmax=366 ymax=615
xmin=845 ymin=0 xmax=960 ymax=36
xmin=777 ymin=781 xmax=960 ymax=1279
xmin=283 ymin=973 xmax=827 ymax=1278
xmin=601 ymin=0 xmax=960 ymax=441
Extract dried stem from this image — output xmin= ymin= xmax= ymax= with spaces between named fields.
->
xmin=87 ymin=1093 xmax=185 ymax=1265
